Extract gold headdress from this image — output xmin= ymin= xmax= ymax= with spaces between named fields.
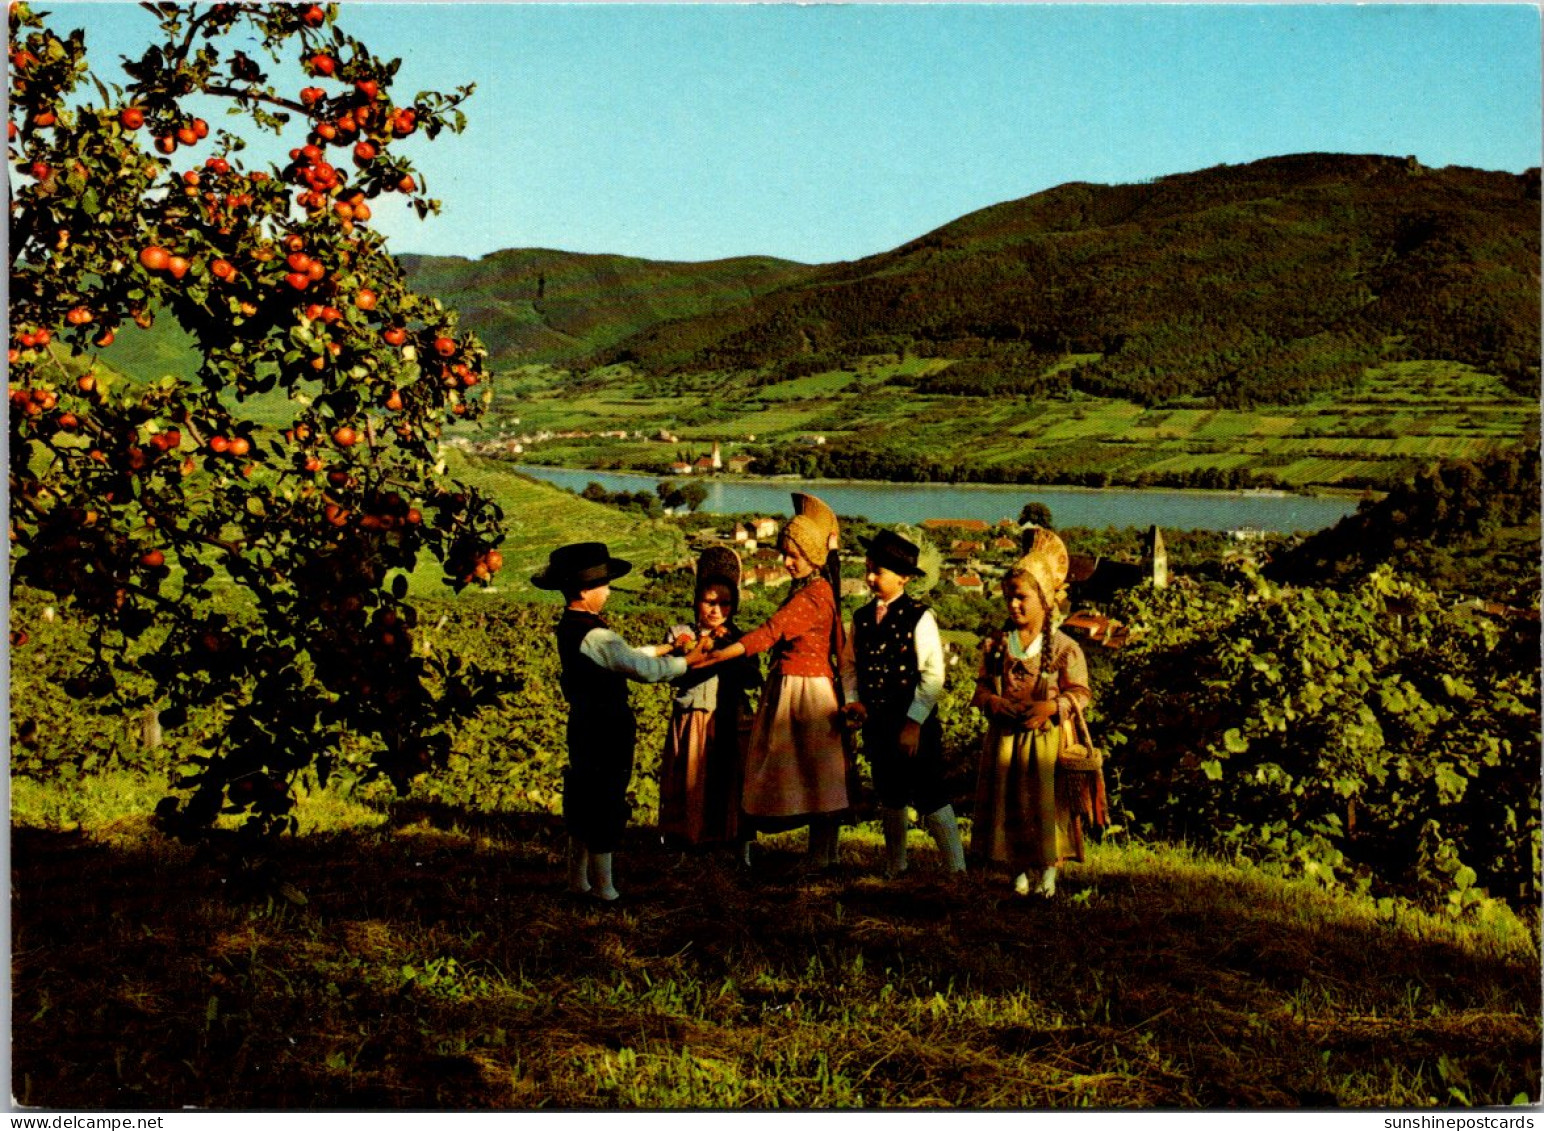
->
xmin=791 ymin=492 xmax=840 ymax=553
xmin=782 ymin=513 xmax=829 ymax=567
xmin=1012 ymin=526 xmax=1071 ymax=623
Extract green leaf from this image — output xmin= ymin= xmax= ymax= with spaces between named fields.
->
xmin=1201 ymin=759 xmax=1223 ymax=781
xmin=1378 ymin=685 xmax=1408 ymax=713
xmin=1439 ymin=673 xmax=1476 ymax=701
xmin=1223 ymin=728 xmax=1249 ymax=754
xmin=1434 ymin=762 xmax=1467 ymax=801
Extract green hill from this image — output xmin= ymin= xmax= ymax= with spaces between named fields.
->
xmin=1269 ymin=445 xmax=1542 ymax=603
xmin=595 ymin=154 xmax=1540 ymax=406
xmin=79 ymin=154 xmax=1540 ymax=491
xmin=94 ymin=155 xmax=1539 ymax=414
xmin=397 ymin=248 xmax=817 ymax=367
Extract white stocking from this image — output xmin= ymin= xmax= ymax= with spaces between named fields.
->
xmin=922 ymin=805 xmax=967 ymax=874
xmin=590 ymin=852 xmax=619 ymax=901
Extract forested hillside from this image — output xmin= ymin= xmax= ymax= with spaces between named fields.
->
xmin=590 ymin=154 xmax=1540 ymax=406
xmin=398 ymin=248 xmax=816 ymax=367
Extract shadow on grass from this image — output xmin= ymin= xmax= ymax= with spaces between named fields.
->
xmin=11 ymin=812 xmax=1540 ymax=1110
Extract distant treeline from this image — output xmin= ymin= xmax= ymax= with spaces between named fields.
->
xmin=578 ymin=479 xmax=707 ymax=515
xmin=743 ymin=439 xmax=1296 ymax=492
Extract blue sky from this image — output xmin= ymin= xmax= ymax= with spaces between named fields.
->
xmin=44 ymin=2 xmax=1544 ymax=264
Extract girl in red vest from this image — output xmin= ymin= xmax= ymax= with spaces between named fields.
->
xmin=703 ymin=500 xmax=848 ymax=868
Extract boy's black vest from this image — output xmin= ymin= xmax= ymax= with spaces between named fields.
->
xmin=555 ymin=609 xmax=633 ymax=742
xmin=852 ymin=594 xmax=929 ymax=714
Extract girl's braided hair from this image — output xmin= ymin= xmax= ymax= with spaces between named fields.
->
xmin=1008 ymin=526 xmax=1070 ymax=699
xmin=1004 ymin=560 xmax=1059 ymax=699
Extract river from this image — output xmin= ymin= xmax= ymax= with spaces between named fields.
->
xmin=516 ymin=465 xmax=1360 ymax=533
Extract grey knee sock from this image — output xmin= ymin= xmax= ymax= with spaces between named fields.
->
xmin=923 ymin=805 xmax=967 ymax=874
xmin=881 ymin=807 xmax=909 ymax=876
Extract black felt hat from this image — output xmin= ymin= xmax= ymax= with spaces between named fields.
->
xmin=859 ymin=529 xmax=926 ymax=578
xmin=695 ymin=544 xmax=742 ymax=612
xmin=530 ymin=541 xmax=633 ymax=591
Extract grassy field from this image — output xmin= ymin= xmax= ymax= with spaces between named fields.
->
xmin=488 ymin=358 xmax=1537 ymax=489
xmin=10 ymin=776 xmax=1540 ymax=1109
xmin=411 ymin=452 xmax=687 ymax=600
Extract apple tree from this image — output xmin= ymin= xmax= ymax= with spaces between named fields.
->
xmin=8 ymin=1 xmax=517 ymax=843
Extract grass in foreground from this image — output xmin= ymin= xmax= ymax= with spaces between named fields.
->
xmin=11 ymin=785 xmax=1540 ymax=1109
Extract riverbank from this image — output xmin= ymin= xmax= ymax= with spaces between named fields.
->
xmin=523 ymin=462 xmax=1369 ymax=500
xmin=513 ymin=462 xmax=1361 ymax=533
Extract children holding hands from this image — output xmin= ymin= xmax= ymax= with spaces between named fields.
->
xmin=537 ymin=517 xmax=1101 ymax=904
xmin=533 ymin=541 xmax=716 ymax=902
xmin=839 ymin=529 xmax=966 ymax=878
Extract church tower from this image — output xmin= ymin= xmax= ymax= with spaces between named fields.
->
xmin=1146 ymin=525 xmax=1168 ymax=588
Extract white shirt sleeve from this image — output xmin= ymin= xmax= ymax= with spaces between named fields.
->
xmin=907 ymin=609 xmax=946 ymax=724
xmin=580 ymin=628 xmax=688 ymax=683
xmin=839 ymin=615 xmax=860 ymax=703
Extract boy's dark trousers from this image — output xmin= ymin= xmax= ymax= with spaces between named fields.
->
xmin=863 ymin=703 xmax=965 ymax=875
xmin=564 ymin=709 xmax=634 ymax=854
xmin=862 ymin=706 xmax=948 ymax=815
xmin=554 ymin=607 xmax=635 ymax=855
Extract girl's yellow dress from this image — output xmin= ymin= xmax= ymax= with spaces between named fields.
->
xmin=971 ymin=627 xmax=1095 ymax=869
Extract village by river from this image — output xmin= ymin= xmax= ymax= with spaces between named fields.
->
xmin=517 ymin=464 xmax=1360 ymax=533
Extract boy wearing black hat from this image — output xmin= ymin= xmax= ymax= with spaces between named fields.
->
xmin=840 ymin=529 xmax=966 ymax=878
xmin=534 ymin=541 xmax=713 ymax=901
